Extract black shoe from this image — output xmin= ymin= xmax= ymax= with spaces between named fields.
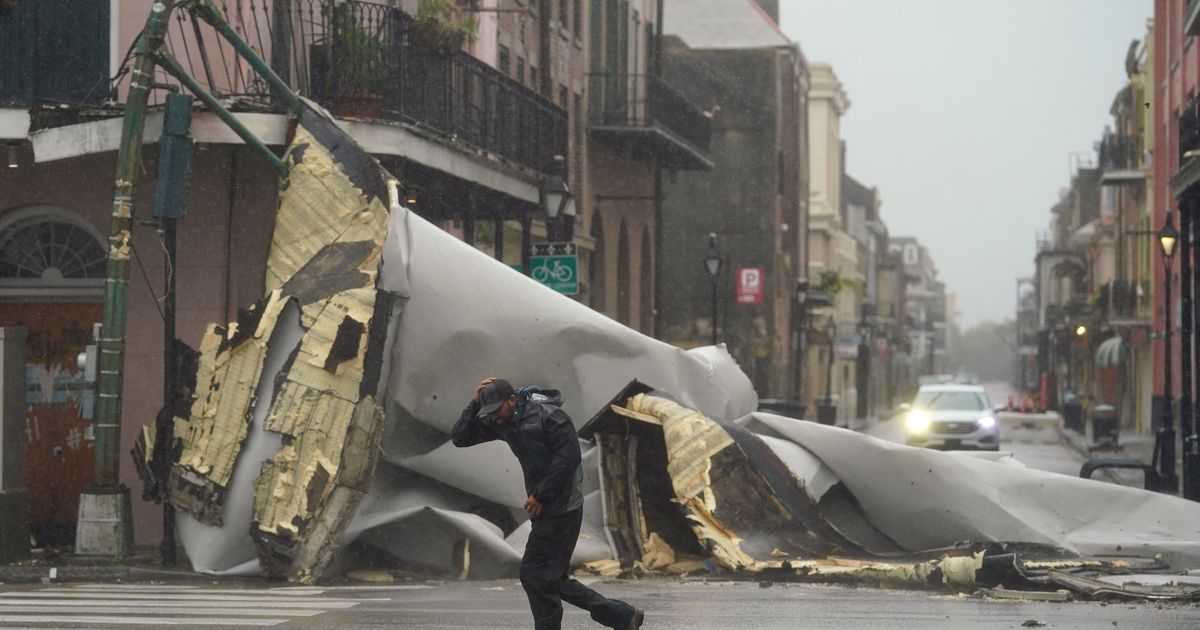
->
xmin=625 ymin=608 xmax=644 ymax=629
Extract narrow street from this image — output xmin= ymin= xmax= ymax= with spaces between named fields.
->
xmin=865 ymin=382 xmax=1092 ymax=478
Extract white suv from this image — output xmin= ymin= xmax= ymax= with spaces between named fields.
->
xmin=901 ymin=384 xmax=1000 ymax=451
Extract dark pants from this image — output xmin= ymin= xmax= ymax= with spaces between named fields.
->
xmin=520 ymin=508 xmax=635 ymax=630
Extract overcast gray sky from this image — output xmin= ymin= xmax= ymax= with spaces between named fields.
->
xmin=779 ymin=0 xmax=1152 ymax=328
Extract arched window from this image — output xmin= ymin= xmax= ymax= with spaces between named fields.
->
xmin=0 ymin=208 xmax=106 ymax=300
xmin=589 ymin=210 xmax=606 ymax=312
xmin=617 ymin=220 xmax=630 ymax=324
xmin=640 ymin=225 xmax=653 ymax=334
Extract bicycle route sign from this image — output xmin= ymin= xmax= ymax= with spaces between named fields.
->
xmin=530 ymin=242 xmax=578 ymax=295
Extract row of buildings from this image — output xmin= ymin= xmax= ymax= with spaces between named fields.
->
xmin=0 ymin=0 xmax=953 ymax=546
xmin=1027 ymin=0 xmax=1200 ymax=496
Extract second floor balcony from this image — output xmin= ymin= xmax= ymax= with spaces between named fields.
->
xmin=586 ymin=72 xmax=714 ymax=171
xmin=1097 ymin=280 xmax=1143 ymax=322
xmin=247 ymin=0 xmax=566 ymax=176
xmin=3 ymin=0 xmax=566 ymax=179
xmin=0 ymin=0 xmax=111 ymax=107
xmin=1180 ymin=93 xmax=1200 ymax=168
xmin=1098 ymin=134 xmax=1145 ymax=184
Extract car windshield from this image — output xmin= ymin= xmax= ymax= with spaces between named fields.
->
xmin=913 ymin=391 xmax=987 ymax=411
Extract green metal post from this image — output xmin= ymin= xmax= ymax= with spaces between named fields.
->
xmin=155 ymin=50 xmax=288 ymax=176
xmin=94 ymin=0 xmax=178 ymax=487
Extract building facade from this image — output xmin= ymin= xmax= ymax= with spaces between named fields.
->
xmin=656 ymin=0 xmax=810 ymax=402
xmin=0 ymin=0 xmax=572 ymax=545
xmin=888 ymin=237 xmax=946 ymax=388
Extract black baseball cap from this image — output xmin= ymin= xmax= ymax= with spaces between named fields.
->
xmin=477 ymin=379 xmax=516 ymax=417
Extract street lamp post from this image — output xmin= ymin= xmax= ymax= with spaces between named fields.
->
xmin=856 ymin=303 xmax=873 ymax=420
xmin=704 ymin=234 xmax=722 ymax=346
xmin=795 ymin=278 xmax=809 ymax=414
xmin=540 ymin=166 xmax=576 ymax=244
xmin=818 ymin=315 xmax=837 ymax=425
xmin=1159 ymin=211 xmax=1180 ymax=493
xmin=926 ymin=319 xmax=936 ymax=376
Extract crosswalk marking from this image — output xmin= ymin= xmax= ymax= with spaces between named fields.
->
xmin=0 ymin=605 xmax=324 ymax=616
xmin=62 ymin=583 xmax=433 ymax=593
xmin=0 ymin=614 xmax=286 ymax=626
xmin=0 ymin=596 xmax=357 ymax=609
xmin=3 ymin=592 xmax=372 ymax=604
xmin=0 ymin=582 xmax=386 ymax=628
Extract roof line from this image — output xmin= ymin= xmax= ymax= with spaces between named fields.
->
xmin=743 ymin=0 xmax=793 ymax=44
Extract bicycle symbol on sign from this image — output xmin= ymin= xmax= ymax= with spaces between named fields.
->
xmin=531 ymin=259 xmax=574 ymax=284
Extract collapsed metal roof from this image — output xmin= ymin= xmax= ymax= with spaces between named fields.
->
xmin=133 ymin=97 xmax=1200 ymax=601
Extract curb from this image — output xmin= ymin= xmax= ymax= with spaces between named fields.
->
xmin=0 ymin=564 xmax=216 ymax=584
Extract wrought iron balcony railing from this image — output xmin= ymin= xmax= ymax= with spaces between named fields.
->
xmin=586 ymin=72 xmax=712 ymax=169
xmin=1097 ymin=134 xmax=1143 ymax=173
xmin=163 ymin=0 xmax=566 ymax=176
xmin=1180 ymin=93 xmax=1200 ymax=166
xmin=1097 ymin=281 xmax=1139 ymax=321
xmin=0 ymin=0 xmax=111 ymax=106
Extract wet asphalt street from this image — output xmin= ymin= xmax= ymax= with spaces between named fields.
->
xmin=296 ymin=578 xmax=1200 ymax=630
xmin=0 ymin=578 xmax=1197 ymax=629
xmin=1 ymin=382 xmax=1184 ymax=628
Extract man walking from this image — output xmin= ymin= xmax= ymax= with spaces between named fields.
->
xmin=453 ymin=377 xmax=644 ymax=630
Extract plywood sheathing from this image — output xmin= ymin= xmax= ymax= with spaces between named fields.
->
xmin=275 ymin=396 xmax=384 ymax=583
xmin=621 ymin=393 xmax=761 ymax=570
xmin=168 ymin=290 xmax=288 ymax=525
xmin=247 ymin=122 xmax=390 ymax=583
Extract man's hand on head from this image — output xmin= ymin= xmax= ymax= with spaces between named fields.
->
xmin=523 ymin=495 xmax=543 ymax=518
xmin=474 ymin=377 xmax=496 ymax=402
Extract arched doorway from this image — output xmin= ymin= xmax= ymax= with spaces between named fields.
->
xmin=0 ymin=206 xmax=105 ymax=545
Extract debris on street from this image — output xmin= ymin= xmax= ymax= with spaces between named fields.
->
xmin=127 ymin=67 xmax=1200 ymax=602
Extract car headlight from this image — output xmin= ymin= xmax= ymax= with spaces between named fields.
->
xmin=978 ymin=416 xmax=996 ymax=428
xmin=906 ymin=410 xmax=931 ymax=433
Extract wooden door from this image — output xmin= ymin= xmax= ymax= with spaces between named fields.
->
xmin=0 ymin=303 xmax=100 ymax=544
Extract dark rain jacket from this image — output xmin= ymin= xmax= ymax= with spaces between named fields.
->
xmin=451 ymin=386 xmax=584 ymax=520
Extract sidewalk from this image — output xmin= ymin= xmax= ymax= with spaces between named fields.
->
xmin=0 ymin=545 xmax=209 ymax=584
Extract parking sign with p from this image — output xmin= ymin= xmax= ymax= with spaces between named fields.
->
xmin=736 ymin=267 xmax=764 ymax=304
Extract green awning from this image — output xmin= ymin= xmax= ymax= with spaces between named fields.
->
xmin=1095 ymin=336 xmax=1126 ymax=367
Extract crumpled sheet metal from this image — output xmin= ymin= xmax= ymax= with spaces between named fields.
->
xmin=1046 ymin=572 xmax=1200 ymax=601
xmin=380 ymin=208 xmax=758 ymax=435
xmin=331 ymin=166 xmax=757 ymax=578
xmin=583 ymin=392 xmax=1200 ymax=594
xmin=748 ymin=412 xmax=1200 ymax=570
xmin=162 ymin=97 xmax=757 ymax=581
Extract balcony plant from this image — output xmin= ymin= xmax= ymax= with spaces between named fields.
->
xmin=315 ymin=1 xmax=391 ymax=118
xmin=409 ymin=0 xmax=478 ymax=55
